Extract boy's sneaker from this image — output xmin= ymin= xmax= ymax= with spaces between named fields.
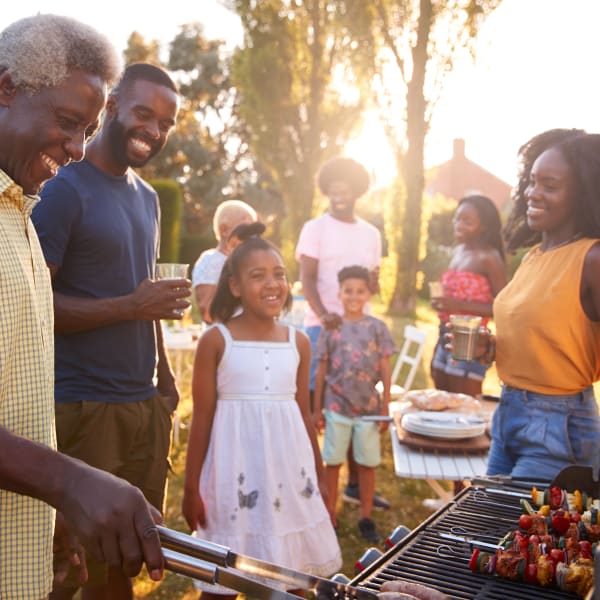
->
xmin=342 ymin=484 xmax=390 ymax=511
xmin=358 ymin=518 xmax=381 ymax=543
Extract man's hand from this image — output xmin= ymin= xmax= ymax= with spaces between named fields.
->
xmin=320 ymin=312 xmax=342 ymax=330
xmin=132 ymin=278 xmax=191 ymax=321
xmin=53 ymin=512 xmax=87 ymax=586
xmin=158 ymin=376 xmax=179 ymax=413
xmin=59 ymin=463 xmax=164 ymax=580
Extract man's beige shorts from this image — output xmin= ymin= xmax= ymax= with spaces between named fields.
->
xmin=55 ymin=394 xmax=173 ymax=587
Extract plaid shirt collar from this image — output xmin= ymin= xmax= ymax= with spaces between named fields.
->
xmin=0 ymin=169 xmax=40 ymax=216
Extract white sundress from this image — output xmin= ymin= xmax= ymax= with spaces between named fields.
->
xmin=194 ymin=323 xmax=342 ymax=593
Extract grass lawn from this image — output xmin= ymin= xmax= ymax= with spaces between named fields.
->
xmin=132 ymin=300 xmax=503 ymax=598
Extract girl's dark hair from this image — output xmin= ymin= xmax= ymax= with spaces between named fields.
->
xmin=458 ymin=195 xmax=506 ymax=261
xmin=317 ymin=156 xmax=370 ymax=198
xmin=504 ymin=128 xmax=587 ymax=252
xmin=210 ymin=222 xmax=292 ymax=322
xmin=338 ymin=265 xmax=370 ymax=285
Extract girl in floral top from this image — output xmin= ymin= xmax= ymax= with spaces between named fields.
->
xmin=314 ymin=265 xmax=397 ymax=543
xmin=431 ymin=195 xmax=507 ymax=397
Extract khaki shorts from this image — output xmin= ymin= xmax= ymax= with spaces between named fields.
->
xmin=55 ymin=394 xmax=173 ymax=587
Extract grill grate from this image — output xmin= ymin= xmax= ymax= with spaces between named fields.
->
xmin=352 ymin=485 xmax=581 ymax=599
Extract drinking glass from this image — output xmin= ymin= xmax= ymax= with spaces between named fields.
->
xmin=449 ymin=314 xmax=481 ymax=361
xmin=155 ymin=263 xmax=189 ymax=280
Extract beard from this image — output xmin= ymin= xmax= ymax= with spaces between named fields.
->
xmin=106 ymin=114 xmax=159 ymax=169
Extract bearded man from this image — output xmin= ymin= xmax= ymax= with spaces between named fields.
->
xmin=32 ymin=62 xmax=191 ymax=600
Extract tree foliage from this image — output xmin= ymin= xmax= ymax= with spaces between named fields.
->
xmin=367 ymin=0 xmax=501 ymax=314
xmin=229 ymin=0 xmax=376 ymax=266
xmin=123 ymin=25 xmax=282 ymax=267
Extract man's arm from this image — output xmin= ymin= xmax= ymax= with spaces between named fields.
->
xmin=48 ymin=263 xmax=191 ymax=334
xmin=299 ymin=255 xmax=341 ymax=329
xmin=0 ymin=427 xmax=164 ymax=580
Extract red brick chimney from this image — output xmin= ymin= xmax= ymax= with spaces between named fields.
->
xmin=453 ymin=138 xmax=466 ymax=160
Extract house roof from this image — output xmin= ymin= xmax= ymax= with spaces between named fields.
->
xmin=426 ymin=139 xmax=512 ymax=210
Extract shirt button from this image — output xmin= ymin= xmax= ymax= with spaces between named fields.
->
xmin=265 ymin=366 xmax=269 ymax=370
xmin=265 ymin=386 xmax=269 ymax=390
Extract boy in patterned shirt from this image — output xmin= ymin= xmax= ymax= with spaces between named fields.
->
xmin=313 ymin=265 xmax=397 ymax=543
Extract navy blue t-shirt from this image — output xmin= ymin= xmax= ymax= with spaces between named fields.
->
xmin=32 ymin=159 xmax=160 ymax=403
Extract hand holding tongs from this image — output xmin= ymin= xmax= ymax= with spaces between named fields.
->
xmin=158 ymin=526 xmax=378 ymax=600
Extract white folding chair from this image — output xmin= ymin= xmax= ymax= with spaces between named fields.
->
xmin=376 ymin=324 xmax=428 ymax=399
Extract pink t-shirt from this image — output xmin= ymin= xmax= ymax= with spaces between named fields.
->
xmin=295 ymin=213 xmax=381 ymax=327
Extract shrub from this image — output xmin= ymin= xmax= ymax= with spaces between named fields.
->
xmin=151 ymin=179 xmax=183 ymax=263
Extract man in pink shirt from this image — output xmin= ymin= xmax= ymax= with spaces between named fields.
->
xmin=296 ymin=156 xmax=389 ymax=510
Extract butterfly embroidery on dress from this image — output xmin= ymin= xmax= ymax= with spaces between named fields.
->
xmin=238 ymin=489 xmax=259 ymax=509
xmin=300 ymin=478 xmax=314 ymax=499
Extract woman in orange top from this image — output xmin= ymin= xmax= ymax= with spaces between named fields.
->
xmin=475 ymin=129 xmax=600 ymax=480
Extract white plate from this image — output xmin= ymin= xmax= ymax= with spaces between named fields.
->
xmin=401 ymin=411 xmax=486 ymax=439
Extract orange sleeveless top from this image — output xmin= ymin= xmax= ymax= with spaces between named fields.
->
xmin=494 ymin=237 xmax=600 ymax=394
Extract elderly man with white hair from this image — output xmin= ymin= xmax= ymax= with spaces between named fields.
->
xmin=0 ymin=14 xmax=164 ymax=600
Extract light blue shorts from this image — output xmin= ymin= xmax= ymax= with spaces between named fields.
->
xmin=487 ymin=385 xmax=600 ymax=481
xmin=306 ymin=325 xmax=322 ymax=391
xmin=322 ymin=410 xmax=381 ymax=468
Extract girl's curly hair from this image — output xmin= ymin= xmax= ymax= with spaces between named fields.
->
xmin=0 ymin=14 xmax=120 ymax=95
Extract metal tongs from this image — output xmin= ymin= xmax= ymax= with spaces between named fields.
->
xmin=158 ymin=526 xmax=378 ymax=600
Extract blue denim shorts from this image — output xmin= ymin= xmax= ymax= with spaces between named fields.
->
xmin=431 ymin=326 xmax=488 ymax=381
xmin=322 ymin=410 xmax=381 ymax=468
xmin=306 ymin=325 xmax=322 ymax=391
xmin=487 ymin=385 xmax=600 ymax=481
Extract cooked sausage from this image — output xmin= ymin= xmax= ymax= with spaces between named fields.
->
xmin=378 ymin=593 xmax=419 ymax=600
xmin=380 ymin=580 xmax=451 ymax=600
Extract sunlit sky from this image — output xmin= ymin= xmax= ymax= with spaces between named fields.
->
xmin=4 ymin=0 xmax=600 ymax=188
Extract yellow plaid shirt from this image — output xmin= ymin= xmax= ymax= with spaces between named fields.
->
xmin=0 ymin=171 xmax=55 ymax=599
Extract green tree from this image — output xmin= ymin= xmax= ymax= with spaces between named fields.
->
xmin=229 ymin=0 xmax=375 ymax=266
xmin=124 ymin=25 xmax=283 ymax=258
xmin=368 ymin=0 xmax=501 ymax=314
xmin=123 ymin=31 xmax=161 ymax=65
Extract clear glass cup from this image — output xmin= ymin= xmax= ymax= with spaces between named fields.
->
xmin=155 ymin=263 xmax=190 ymax=324
xmin=155 ymin=263 xmax=189 ymax=280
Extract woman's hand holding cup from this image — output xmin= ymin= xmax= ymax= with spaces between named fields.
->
xmin=444 ymin=316 xmax=492 ymax=363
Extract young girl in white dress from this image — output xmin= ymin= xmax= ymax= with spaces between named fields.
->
xmin=182 ymin=223 xmax=341 ymax=598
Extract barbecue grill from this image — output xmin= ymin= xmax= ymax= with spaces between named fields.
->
xmin=351 ymin=468 xmax=599 ymax=599
xmin=160 ymin=466 xmax=598 ymax=599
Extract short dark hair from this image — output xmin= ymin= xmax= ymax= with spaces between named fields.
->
xmin=112 ymin=62 xmax=178 ymax=97
xmin=317 ymin=156 xmax=370 ymax=198
xmin=210 ymin=222 xmax=292 ymax=322
xmin=337 ymin=265 xmax=370 ymax=286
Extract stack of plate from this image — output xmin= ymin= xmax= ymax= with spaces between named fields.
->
xmin=401 ymin=411 xmax=486 ymax=439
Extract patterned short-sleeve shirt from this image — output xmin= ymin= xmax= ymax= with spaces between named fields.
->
xmin=0 ymin=170 xmax=56 ymax=599
xmin=315 ymin=315 xmax=397 ymax=417
xmin=191 ymin=248 xmax=227 ymax=287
